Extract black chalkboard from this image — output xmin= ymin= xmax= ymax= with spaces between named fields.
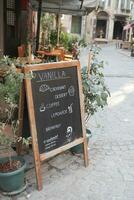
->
xmin=31 ymin=66 xmax=82 ymax=154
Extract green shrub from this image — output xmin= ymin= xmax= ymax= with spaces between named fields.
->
xmin=50 ymin=30 xmax=58 ymax=47
xmin=81 ymin=46 xmax=110 ymax=122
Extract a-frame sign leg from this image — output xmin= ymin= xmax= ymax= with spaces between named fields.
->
xmin=32 ymin=141 xmax=42 ymax=191
xmin=77 ymin=61 xmax=89 ymax=167
xmin=24 ymin=76 xmax=43 ymax=191
xmin=83 ymin=135 xmax=89 ymax=167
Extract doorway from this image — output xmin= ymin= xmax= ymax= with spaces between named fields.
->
xmin=113 ymin=21 xmax=123 ymax=40
xmin=96 ymin=19 xmax=107 ymax=38
xmin=96 ymin=11 xmax=108 ymax=39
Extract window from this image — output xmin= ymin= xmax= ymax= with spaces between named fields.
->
xmin=7 ymin=0 xmax=15 ymax=9
xmin=99 ymin=0 xmax=105 ymax=8
xmin=6 ymin=0 xmax=15 ymax=26
xmin=71 ymin=16 xmax=82 ymax=34
xmin=108 ymin=0 xmax=111 ymax=7
xmin=121 ymin=0 xmax=125 ymax=10
xmin=126 ymin=0 xmax=130 ymax=10
xmin=115 ymin=0 xmax=119 ymax=9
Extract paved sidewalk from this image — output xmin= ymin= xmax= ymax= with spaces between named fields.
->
xmin=118 ymin=48 xmax=131 ymax=57
xmin=1 ymin=44 xmax=134 ymax=200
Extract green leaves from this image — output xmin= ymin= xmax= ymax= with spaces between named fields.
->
xmin=0 ymin=57 xmax=24 ymax=150
xmin=81 ymin=46 xmax=110 ymax=118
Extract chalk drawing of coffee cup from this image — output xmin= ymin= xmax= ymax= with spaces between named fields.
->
xmin=68 ymin=86 xmax=75 ymax=96
xmin=39 ymin=103 xmax=46 ymax=112
xmin=66 ymin=126 xmax=73 ymax=142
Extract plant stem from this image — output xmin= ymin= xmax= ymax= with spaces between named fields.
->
xmin=8 ymin=147 xmax=12 ymax=169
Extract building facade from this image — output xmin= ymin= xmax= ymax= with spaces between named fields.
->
xmin=0 ymin=0 xmax=29 ymax=57
xmin=61 ymin=0 xmax=133 ymax=43
xmin=0 ymin=0 xmax=38 ymax=57
xmin=85 ymin=0 xmax=133 ymax=42
xmin=61 ymin=14 xmax=86 ymax=39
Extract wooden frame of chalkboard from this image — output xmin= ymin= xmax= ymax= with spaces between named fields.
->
xmin=24 ymin=60 xmax=89 ymax=191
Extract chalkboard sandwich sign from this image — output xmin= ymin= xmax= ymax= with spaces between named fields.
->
xmin=24 ymin=60 xmax=89 ymax=190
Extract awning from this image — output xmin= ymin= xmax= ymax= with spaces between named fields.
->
xmin=123 ymin=24 xmax=131 ymax=30
xmin=30 ymin=0 xmax=98 ymax=16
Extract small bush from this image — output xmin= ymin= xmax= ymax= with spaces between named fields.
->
xmin=81 ymin=46 xmax=110 ymax=122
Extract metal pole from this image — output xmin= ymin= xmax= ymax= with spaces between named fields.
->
xmin=80 ymin=0 xmax=84 ymax=9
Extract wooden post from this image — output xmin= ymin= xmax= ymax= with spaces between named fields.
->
xmin=77 ymin=61 xmax=89 ymax=167
xmin=57 ymin=14 xmax=60 ymax=46
xmin=87 ymin=51 xmax=92 ymax=78
xmin=16 ymin=68 xmax=25 ymax=155
xmin=28 ymin=44 xmax=32 ymax=64
xmin=36 ymin=0 xmax=42 ymax=52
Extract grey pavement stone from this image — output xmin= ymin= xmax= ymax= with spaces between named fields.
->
xmin=119 ymin=145 xmax=129 ymax=151
xmin=0 ymin=195 xmax=10 ymax=200
xmin=111 ymin=145 xmax=121 ymax=151
xmin=16 ymin=197 xmax=27 ymax=200
xmin=48 ymin=152 xmax=77 ymax=170
xmin=128 ymin=145 xmax=134 ymax=150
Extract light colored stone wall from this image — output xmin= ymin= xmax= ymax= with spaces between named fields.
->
xmin=85 ymin=11 xmax=96 ymax=43
xmin=107 ymin=15 xmax=114 ymax=41
xmin=0 ymin=0 xmax=4 ymax=56
xmin=81 ymin=16 xmax=86 ymax=38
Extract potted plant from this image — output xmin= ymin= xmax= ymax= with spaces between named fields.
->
xmin=71 ymin=46 xmax=110 ymax=153
xmin=0 ymin=56 xmax=27 ymax=194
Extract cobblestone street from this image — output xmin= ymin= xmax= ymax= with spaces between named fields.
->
xmin=1 ymin=44 xmax=134 ymax=200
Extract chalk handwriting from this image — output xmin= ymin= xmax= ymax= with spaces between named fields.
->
xmin=46 ymin=124 xmax=61 ymax=132
xmin=46 ymin=102 xmax=60 ymax=110
xmin=39 ymin=84 xmax=66 ymax=93
xmin=39 ymin=102 xmax=60 ymax=112
xmin=45 ymin=142 xmax=56 ymax=150
xmin=43 ymin=134 xmax=58 ymax=144
xmin=36 ymin=71 xmax=67 ymax=82
xmin=45 ymin=141 xmax=56 ymax=147
xmin=55 ymin=92 xmax=68 ymax=99
xmin=51 ymin=109 xmax=68 ymax=118
xmin=44 ymin=134 xmax=58 ymax=150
